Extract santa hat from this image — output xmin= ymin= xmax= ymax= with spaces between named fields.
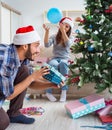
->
xmin=13 ymin=25 xmax=41 ymax=45
xmin=60 ymin=17 xmax=74 ymax=29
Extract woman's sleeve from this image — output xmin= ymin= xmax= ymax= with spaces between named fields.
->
xmin=44 ymin=34 xmax=55 ymax=47
xmin=64 ymin=35 xmax=75 ymax=47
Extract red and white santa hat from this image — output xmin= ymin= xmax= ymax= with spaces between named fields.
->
xmin=13 ymin=25 xmax=41 ymax=45
xmin=60 ymin=17 xmax=74 ymax=29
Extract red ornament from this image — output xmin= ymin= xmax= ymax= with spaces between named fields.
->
xmin=68 ymin=60 xmax=74 ymax=64
xmin=105 ymin=9 xmax=110 ymax=13
xmin=109 ymin=5 xmax=112 ymax=11
xmin=80 ymin=19 xmax=85 ymax=24
xmin=70 ymin=76 xmax=80 ymax=83
xmin=70 ymin=48 xmax=73 ymax=51
xmin=74 ymin=38 xmax=80 ymax=42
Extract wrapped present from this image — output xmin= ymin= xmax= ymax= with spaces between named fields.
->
xmin=96 ymin=99 xmax=112 ymax=115
xmin=42 ymin=63 xmax=66 ymax=85
xmin=97 ymin=105 xmax=112 ymax=124
xmin=99 ymin=115 xmax=112 ymax=124
xmin=97 ymin=105 xmax=112 ymax=116
xmin=65 ymin=94 xmax=105 ymax=119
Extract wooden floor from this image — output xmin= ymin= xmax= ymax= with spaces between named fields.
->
xmin=3 ymin=96 xmax=104 ymax=130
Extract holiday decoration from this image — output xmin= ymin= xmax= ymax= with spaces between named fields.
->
xmin=13 ymin=25 xmax=41 ymax=45
xmin=79 ymin=41 xmax=84 ymax=45
xmin=67 ymin=0 xmax=112 ymax=93
xmin=75 ymin=17 xmax=81 ymax=22
xmin=108 ymin=52 xmax=112 ymax=57
xmin=87 ymin=45 xmax=94 ymax=52
xmin=109 ymin=5 xmax=112 ymax=11
xmin=75 ymin=29 xmax=80 ymax=33
xmin=60 ymin=17 xmax=74 ymax=29
xmin=47 ymin=8 xmax=63 ymax=24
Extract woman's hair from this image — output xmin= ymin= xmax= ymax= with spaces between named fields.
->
xmin=56 ymin=27 xmax=71 ymax=47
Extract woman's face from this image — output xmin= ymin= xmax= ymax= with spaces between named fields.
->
xmin=25 ymin=42 xmax=40 ymax=61
xmin=63 ymin=23 xmax=71 ymax=32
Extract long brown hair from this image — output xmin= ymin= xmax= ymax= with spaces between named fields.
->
xmin=56 ymin=27 xmax=71 ymax=47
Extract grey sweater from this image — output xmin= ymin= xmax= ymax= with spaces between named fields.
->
xmin=44 ymin=34 xmax=74 ymax=59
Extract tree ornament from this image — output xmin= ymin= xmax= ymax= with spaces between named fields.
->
xmin=75 ymin=29 xmax=80 ymax=33
xmin=74 ymin=38 xmax=80 ymax=43
xmin=89 ymin=24 xmax=93 ymax=29
xmin=87 ymin=15 xmax=92 ymax=20
xmin=109 ymin=5 xmax=112 ymax=11
xmin=105 ymin=9 xmax=110 ymax=13
xmin=80 ymin=19 xmax=85 ymax=24
xmin=108 ymin=52 xmax=112 ymax=57
xmin=79 ymin=41 xmax=84 ymax=45
xmin=75 ymin=17 xmax=81 ymax=22
xmin=71 ymin=76 xmax=80 ymax=83
xmin=87 ymin=45 xmax=94 ymax=52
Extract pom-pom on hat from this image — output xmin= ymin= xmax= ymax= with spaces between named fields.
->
xmin=13 ymin=25 xmax=41 ymax=45
xmin=60 ymin=17 xmax=74 ymax=29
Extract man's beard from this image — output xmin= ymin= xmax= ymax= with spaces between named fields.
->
xmin=25 ymin=44 xmax=33 ymax=61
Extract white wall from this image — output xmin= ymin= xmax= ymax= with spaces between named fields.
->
xmin=1 ymin=0 xmax=85 ymax=44
xmin=0 ymin=2 xmax=22 ymax=44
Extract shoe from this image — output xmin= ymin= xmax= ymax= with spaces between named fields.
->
xmin=9 ymin=114 xmax=35 ymax=124
xmin=46 ymin=93 xmax=57 ymax=102
xmin=59 ymin=90 xmax=67 ymax=102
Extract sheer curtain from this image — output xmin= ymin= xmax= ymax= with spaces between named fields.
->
xmin=0 ymin=2 xmax=21 ymax=44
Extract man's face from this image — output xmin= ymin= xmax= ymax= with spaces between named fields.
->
xmin=25 ymin=42 xmax=40 ymax=61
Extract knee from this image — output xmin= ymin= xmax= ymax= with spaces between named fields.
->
xmin=59 ymin=62 xmax=68 ymax=68
xmin=0 ymin=117 xmax=10 ymax=130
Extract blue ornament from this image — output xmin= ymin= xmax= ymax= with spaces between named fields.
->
xmin=88 ymin=45 xmax=94 ymax=52
xmin=108 ymin=52 xmax=112 ymax=57
xmin=89 ymin=24 xmax=93 ymax=29
xmin=75 ymin=29 xmax=80 ymax=33
xmin=47 ymin=8 xmax=63 ymax=24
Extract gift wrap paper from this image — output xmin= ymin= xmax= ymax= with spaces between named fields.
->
xmin=42 ymin=63 xmax=66 ymax=85
xmin=65 ymin=94 xmax=105 ymax=119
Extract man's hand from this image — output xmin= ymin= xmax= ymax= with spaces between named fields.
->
xmin=31 ymin=66 xmax=49 ymax=82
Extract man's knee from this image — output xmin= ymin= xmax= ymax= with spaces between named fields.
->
xmin=0 ymin=108 xmax=10 ymax=130
xmin=0 ymin=118 xmax=10 ymax=130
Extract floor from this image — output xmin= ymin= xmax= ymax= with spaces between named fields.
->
xmin=3 ymin=96 xmax=104 ymax=130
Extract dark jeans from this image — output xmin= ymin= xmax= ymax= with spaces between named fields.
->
xmin=0 ymin=65 xmax=29 ymax=130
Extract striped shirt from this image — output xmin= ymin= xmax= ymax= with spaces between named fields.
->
xmin=0 ymin=44 xmax=32 ymax=108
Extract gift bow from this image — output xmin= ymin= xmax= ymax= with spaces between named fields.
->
xmin=79 ymin=98 xmax=90 ymax=109
xmin=105 ymin=100 xmax=112 ymax=106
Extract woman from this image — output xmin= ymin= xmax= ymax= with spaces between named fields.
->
xmin=43 ymin=17 xmax=75 ymax=102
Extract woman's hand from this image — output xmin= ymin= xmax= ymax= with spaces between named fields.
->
xmin=43 ymin=24 xmax=50 ymax=32
xmin=59 ymin=23 xmax=65 ymax=33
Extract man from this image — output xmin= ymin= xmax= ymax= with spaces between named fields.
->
xmin=0 ymin=25 xmax=57 ymax=130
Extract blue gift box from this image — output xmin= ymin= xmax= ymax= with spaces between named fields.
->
xmin=42 ymin=63 xmax=66 ymax=85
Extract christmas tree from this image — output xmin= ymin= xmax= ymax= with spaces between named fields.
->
xmin=67 ymin=0 xmax=112 ymax=93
